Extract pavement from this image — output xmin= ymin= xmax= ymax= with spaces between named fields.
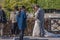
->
xmin=0 ymin=36 xmax=60 ymax=40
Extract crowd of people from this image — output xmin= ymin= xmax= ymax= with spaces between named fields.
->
xmin=0 ymin=4 xmax=45 ymax=40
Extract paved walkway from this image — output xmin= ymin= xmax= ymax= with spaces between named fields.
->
xmin=0 ymin=36 xmax=60 ymax=40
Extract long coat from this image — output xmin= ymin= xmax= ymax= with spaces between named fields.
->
xmin=16 ymin=10 xmax=27 ymax=30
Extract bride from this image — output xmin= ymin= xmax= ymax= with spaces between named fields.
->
xmin=32 ymin=4 xmax=45 ymax=37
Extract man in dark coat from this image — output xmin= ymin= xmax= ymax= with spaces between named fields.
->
xmin=16 ymin=6 xmax=27 ymax=40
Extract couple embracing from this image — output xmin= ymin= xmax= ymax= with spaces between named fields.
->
xmin=32 ymin=4 xmax=45 ymax=37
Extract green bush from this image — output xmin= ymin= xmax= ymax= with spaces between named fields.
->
xmin=0 ymin=0 xmax=60 ymax=19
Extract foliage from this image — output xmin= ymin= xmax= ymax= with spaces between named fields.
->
xmin=2 ymin=0 xmax=60 ymax=11
xmin=3 ymin=0 xmax=35 ymax=12
xmin=1 ymin=0 xmax=60 ymax=10
xmin=37 ymin=0 xmax=60 ymax=9
xmin=2 ymin=0 xmax=36 ymax=19
xmin=0 ymin=0 xmax=60 ymax=19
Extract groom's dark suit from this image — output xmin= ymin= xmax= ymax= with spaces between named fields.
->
xmin=37 ymin=8 xmax=45 ymax=37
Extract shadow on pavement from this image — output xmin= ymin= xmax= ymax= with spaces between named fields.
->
xmin=15 ymin=38 xmax=30 ymax=40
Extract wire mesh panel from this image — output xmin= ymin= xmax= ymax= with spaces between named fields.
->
xmin=49 ymin=18 xmax=60 ymax=34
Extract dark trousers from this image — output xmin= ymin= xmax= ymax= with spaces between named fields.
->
xmin=19 ymin=29 xmax=24 ymax=40
xmin=11 ymin=22 xmax=19 ymax=35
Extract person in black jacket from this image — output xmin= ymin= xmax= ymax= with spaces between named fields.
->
xmin=0 ymin=5 xmax=7 ymax=36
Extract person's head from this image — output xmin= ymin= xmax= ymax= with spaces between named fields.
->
xmin=14 ymin=6 xmax=19 ymax=11
xmin=0 ymin=5 xmax=2 ymax=9
xmin=19 ymin=7 xmax=21 ymax=12
xmin=33 ymin=4 xmax=40 ymax=11
xmin=21 ymin=6 xmax=26 ymax=11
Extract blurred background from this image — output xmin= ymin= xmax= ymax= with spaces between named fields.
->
xmin=0 ymin=0 xmax=60 ymax=36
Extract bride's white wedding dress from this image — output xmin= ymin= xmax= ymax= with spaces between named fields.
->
xmin=32 ymin=8 xmax=41 ymax=37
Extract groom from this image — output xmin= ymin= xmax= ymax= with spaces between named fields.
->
xmin=33 ymin=4 xmax=45 ymax=37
